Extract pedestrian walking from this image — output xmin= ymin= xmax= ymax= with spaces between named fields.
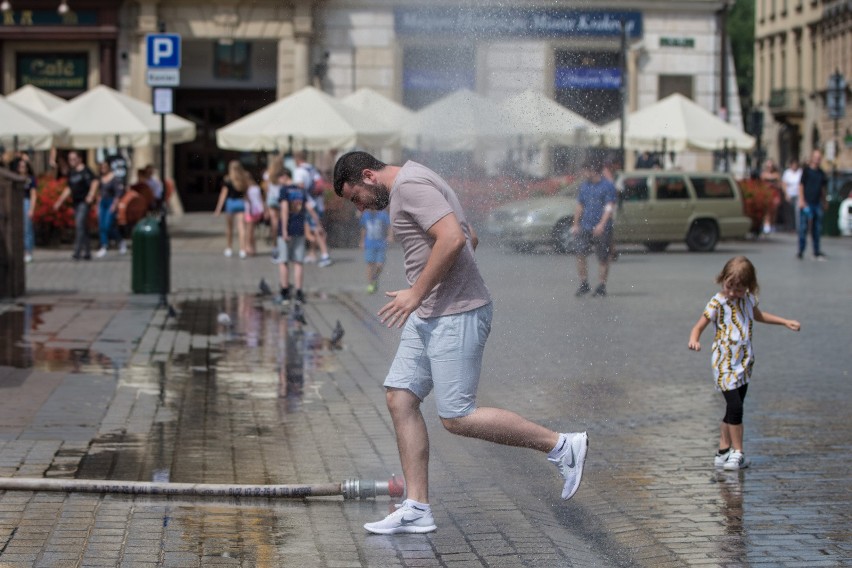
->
xmin=572 ymin=157 xmax=617 ymax=297
xmin=213 ymin=160 xmax=248 ymax=259
xmin=53 ymin=151 xmax=98 ymax=261
xmin=359 ymin=209 xmax=391 ymax=294
xmin=781 ymin=158 xmax=802 ymax=231
xmin=263 ymin=156 xmax=285 ymax=244
xmin=760 ymin=159 xmax=783 ymax=234
xmin=275 ymin=167 xmax=320 ymax=306
xmin=95 ymin=161 xmax=126 ymax=258
xmin=243 ymin=173 xmax=265 ymax=257
xmin=688 ymin=256 xmax=800 ymax=470
xmin=334 ymin=151 xmax=588 ymax=535
xmin=797 ymin=149 xmax=829 ymax=260
xmin=16 ymin=159 xmax=37 ymax=263
xmin=294 ymin=151 xmax=332 ymax=267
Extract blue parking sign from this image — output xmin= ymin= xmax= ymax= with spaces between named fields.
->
xmin=146 ymin=34 xmax=181 ymax=68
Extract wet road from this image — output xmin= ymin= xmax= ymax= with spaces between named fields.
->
xmin=0 ymin=215 xmax=849 ymax=567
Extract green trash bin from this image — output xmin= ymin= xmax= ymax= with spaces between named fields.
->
xmin=132 ymin=215 xmax=170 ymax=294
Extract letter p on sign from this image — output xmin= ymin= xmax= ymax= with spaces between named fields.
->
xmin=146 ymin=34 xmax=181 ymax=68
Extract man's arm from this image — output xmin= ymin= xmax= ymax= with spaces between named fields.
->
xmin=378 ymin=213 xmax=466 ymax=328
xmin=86 ymin=177 xmax=99 ymax=205
xmin=463 ymin=221 xmax=479 ymax=251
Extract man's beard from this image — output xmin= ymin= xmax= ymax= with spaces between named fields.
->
xmin=370 ymin=183 xmax=391 ymax=210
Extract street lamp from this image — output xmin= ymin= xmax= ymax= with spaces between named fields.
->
xmin=57 ymin=1 xmax=69 ymax=15
xmin=0 ymin=1 xmax=12 ymax=12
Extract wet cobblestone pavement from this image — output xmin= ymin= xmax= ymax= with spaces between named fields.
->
xmin=0 ymin=214 xmax=849 ymax=567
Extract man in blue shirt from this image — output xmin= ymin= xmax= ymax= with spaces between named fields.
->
xmin=797 ymin=149 xmax=828 ymax=260
xmin=571 ymin=157 xmax=617 ymax=297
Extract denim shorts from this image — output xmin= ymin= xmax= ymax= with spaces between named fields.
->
xmin=225 ymin=198 xmax=245 ymax=214
xmin=384 ymin=302 xmax=492 ymax=418
xmin=275 ymin=235 xmax=306 ymax=264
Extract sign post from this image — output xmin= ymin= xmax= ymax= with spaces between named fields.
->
xmin=827 ymin=71 xmax=847 ymax=200
xmin=145 ymin=33 xmax=181 ymax=304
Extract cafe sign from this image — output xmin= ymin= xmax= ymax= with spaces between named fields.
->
xmin=17 ymin=53 xmax=88 ymax=91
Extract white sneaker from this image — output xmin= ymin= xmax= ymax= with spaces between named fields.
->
xmin=714 ymin=448 xmax=732 ymax=468
xmin=24 ymin=253 xmax=33 ymax=263
xmin=224 ymin=248 xmax=233 ymax=258
xmin=723 ymin=450 xmax=749 ymax=470
xmin=364 ymin=500 xmax=437 ymax=535
xmin=95 ymin=247 xmax=108 ymax=258
xmin=318 ymin=256 xmax=333 ymax=268
xmin=119 ymin=240 xmax=128 ymax=255
xmin=304 ymin=254 xmax=317 ymax=264
xmin=239 ymin=250 xmax=247 ymax=259
xmin=548 ymin=432 xmax=588 ymax=500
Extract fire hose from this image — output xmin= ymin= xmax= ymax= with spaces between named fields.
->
xmin=0 ymin=476 xmax=405 ymax=500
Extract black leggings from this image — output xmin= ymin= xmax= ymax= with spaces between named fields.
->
xmin=721 ymin=384 xmax=749 ymax=425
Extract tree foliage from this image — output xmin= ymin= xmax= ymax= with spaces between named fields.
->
xmin=728 ymin=0 xmax=755 ymax=109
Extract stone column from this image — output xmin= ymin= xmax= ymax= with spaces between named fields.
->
xmin=292 ymin=0 xmax=313 ymax=91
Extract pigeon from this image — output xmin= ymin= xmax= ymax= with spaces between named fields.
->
xmin=167 ymin=305 xmax=178 ymax=318
xmin=291 ymin=302 xmax=307 ymax=325
xmin=258 ymin=278 xmax=272 ymax=296
xmin=329 ymin=320 xmax=344 ymax=349
xmin=217 ymin=312 xmax=232 ymax=326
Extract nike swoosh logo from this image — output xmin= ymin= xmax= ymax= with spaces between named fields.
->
xmin=400 ymin=516 xmax=420 ymax=525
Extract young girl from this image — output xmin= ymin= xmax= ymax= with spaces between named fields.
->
xmin=214 ymin=160 xmax=249 ymax=258
xmin=688 ymin=256 xmax=800 ymax=470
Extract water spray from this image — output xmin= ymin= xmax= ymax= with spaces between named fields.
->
xmin=0 ymin=475 xmax=405 ymax=500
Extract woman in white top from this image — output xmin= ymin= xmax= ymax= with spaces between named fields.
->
xmin=781 ymin=158 xmax=802 ymax=231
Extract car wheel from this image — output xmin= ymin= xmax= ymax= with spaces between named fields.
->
xmin=644 ymin=241 xmax=669 ymax=252
xmin=553 ymin=218 xmax=575 ymax=254
xmin=686 ymin=220 xmax=719 ymax=252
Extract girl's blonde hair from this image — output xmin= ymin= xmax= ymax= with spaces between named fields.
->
xmin=266 ymin=155 xmax=284 ymax=179
xmin=716 ymin=256 xmax=760 ymax=295
xmin=227 ymin=160 xmax=249 ymax=192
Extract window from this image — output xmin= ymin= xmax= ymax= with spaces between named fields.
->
xmin=655 ymin=176 xmax=689 ymax=200
xmin=214 ymin=41 xmax=251 ymax=80
xmin=658 ymin=75 xmax=693 ymax=100
xmin=620 ymin=177 xmax=649 ymax=201
xmin=402 ymin=46 xmax=475 ymax=110
xmin=690 ymin=176 xmax=735 ymax=199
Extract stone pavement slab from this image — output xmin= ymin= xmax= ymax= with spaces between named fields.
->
xmin=0 ymin=213 xmax=849 ymax=566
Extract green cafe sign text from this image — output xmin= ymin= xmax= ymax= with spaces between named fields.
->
xmin=17 ymin=54 xmax=88 ymax=91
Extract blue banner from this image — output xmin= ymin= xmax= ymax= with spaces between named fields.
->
xmin=395 ymin=8 xmax=642 ymax=39
xmin=555 ymin=67 xmax=622 ymax=90
xmin=403 ymin=68 xmax=476 ymax=91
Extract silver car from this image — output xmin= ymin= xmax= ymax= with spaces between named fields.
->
xmin=487 ymin=171 xmax=752 ymax=253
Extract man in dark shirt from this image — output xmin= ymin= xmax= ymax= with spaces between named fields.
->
xmin=53 ymin=151 xmax=99 ymax=260
xmin=797 ymin=149 xmax=828 ymax=260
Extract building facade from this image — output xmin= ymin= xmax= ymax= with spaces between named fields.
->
xmin=317 ymin=0 xmax=744 ymax=174
xmin=2 ymin=0 xmax=743 ymax=209
xmin=755 ymin=0 xmax=852 ymax=173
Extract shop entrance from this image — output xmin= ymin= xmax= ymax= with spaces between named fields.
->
xmin=174 ymin=88 xmax=275 ymax=211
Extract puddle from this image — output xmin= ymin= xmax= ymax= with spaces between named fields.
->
xmin=67 ymin=293 xmax=338 ymax=484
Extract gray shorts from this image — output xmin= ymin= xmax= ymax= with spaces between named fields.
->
xmin=575 ymin=228 xmax=613 ymax=263
xmin=384 ymin=303 xmax=492 ymax=418
xmin=275 ymin=235 xmax=306 ymax=264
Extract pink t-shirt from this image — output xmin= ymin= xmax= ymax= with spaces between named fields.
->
xmin=389 ymin=161 xmax=491 ymax=318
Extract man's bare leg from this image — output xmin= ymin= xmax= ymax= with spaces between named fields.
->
xmin=386 ymin=388 xmax=430 ymax=503
xmin=441 ymin=407 xmax=559 ymax=452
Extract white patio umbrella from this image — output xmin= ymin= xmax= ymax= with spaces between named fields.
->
xmin=49 ymin=85 xmax=196 ymax=148
xmin=402 ymin=89 xmax=520 ymax=151
xmin=216 ymin=86 xmax=398 ymax=152
xmin=341 ymin=88 xmax=413 ymax=133
xmin=6 ymin=84 xmax=68 ymax=114
xmin=600 ymin=93 xmax=754 ymax=152
xmin=499 ymin=90 xmax=597 ymax=146
xmin=0 ymin=95 xmax=69 ymax=150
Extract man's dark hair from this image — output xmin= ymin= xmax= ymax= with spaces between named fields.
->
xmin=583 ymin=156 xmax=603 ymax=173
xmin=333 ymin=151 xmax=387 ymax=196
